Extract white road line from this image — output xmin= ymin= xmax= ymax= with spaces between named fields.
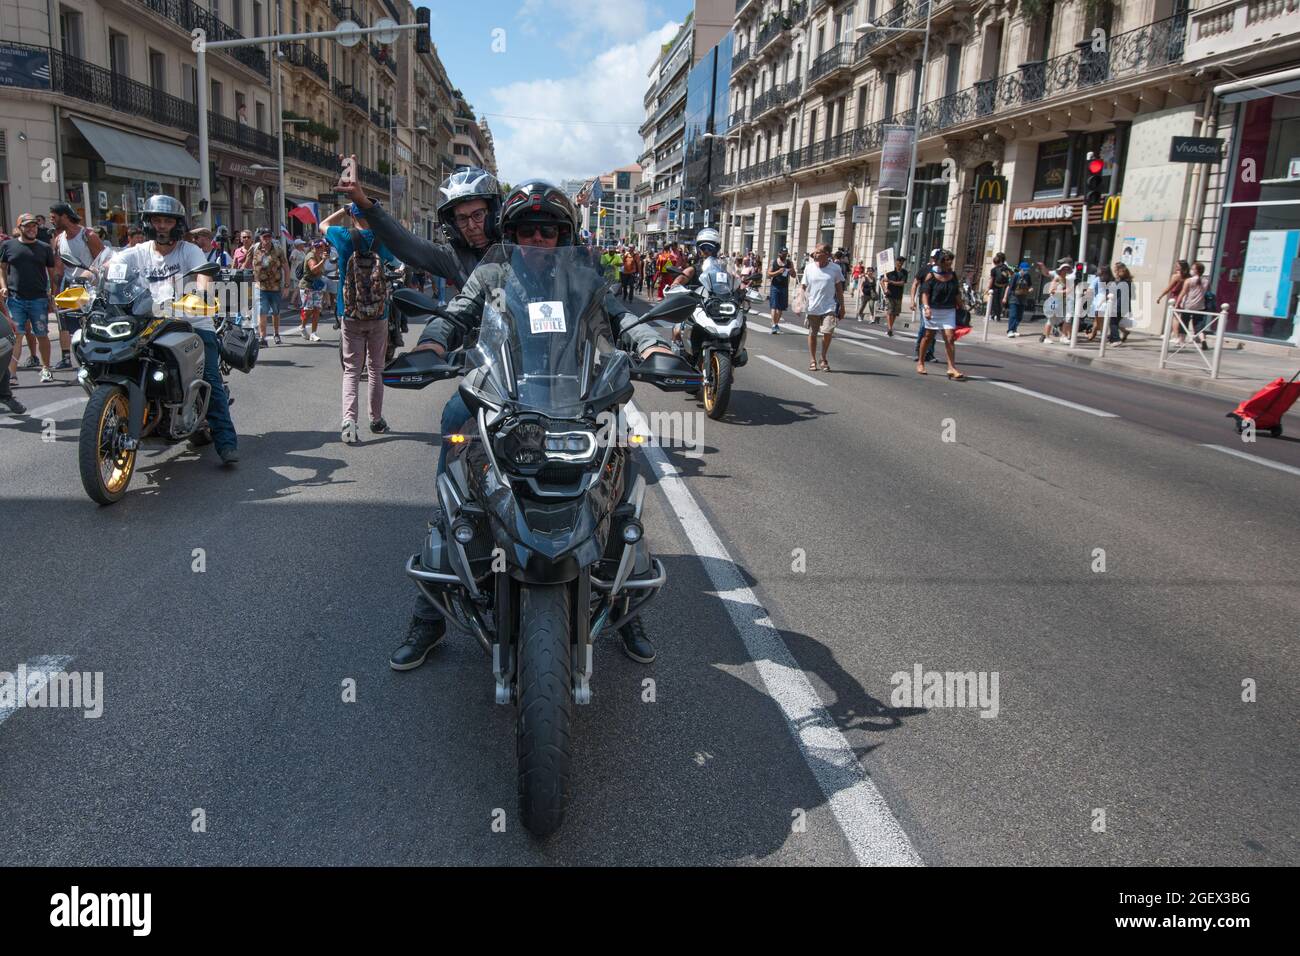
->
xmin=981 ymin=381 xmax=1119 ymax=418
xmin=756 ymin=354 xmax=828 ymax=386
xmin=0 ymin=655 xmax=75 ymax=727
xmin=837 ymin=338 xmax=904 ymax=357
xmin=0 ymin=395 xmax=86 ymax=425
xmin=628 ymin=403 xmax=921 ymax=866
xmin=1201 ymin=444 xmax=1300 ymax=478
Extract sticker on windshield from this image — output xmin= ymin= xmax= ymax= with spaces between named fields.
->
xmin=108 ymin=261 xmax=129 ymax=281
xmin=528 ymin=301 xmax=566 ymax=334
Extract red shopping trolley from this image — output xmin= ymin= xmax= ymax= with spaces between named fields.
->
xmin=1227 ymin=370 xmax=1300 ymax=438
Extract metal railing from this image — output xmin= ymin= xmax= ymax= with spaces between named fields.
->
xmin=134 ymin=0 xmax=268 ymax=77
xmin=731 ymin=43 xmax=752 ymax=74
xmin=371 ymin=43 xmax=397 ymax=77
xmin=1159 ymin=304 xmax=1231 ymax=379
xmin=656 ymin=114 xmax=686 ymax=146
xmin=334 ymin=80 xmax=369 ymax=113
xmin=282 ymin=42 xmax=329 ymax=84
xmin=808 ymin=41 xmax=854 ymax=85
xmin=728 ymin=105 xmax=750 ymax=130
xmin=18 ymin=41 xmax=277 ymax=158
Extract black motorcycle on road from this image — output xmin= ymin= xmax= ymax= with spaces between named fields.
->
xmin=62 ymin=256 xmax=234 ymax=504
xmin=382 ymin=245 xmax=700 ymax=838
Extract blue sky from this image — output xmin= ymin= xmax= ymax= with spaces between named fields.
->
xmin=417 ymin=0 xmax=695 ymax=186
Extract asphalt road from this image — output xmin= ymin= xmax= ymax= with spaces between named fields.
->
xmin=1 ymin=298 xmax=1296 ymax=866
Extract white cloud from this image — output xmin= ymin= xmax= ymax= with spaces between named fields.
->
xmin=486 ymin=20 xmax=680 ymax=186
xmin=515 ymin=0 xmax=651 ymax=45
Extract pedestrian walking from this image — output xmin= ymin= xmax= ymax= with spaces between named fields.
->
xmin=1112 ymin=261 xmax=1134 ymax=343
xmin=986 ymin=252 xmax=1011 ymax=325
xmin=1175 ymin=261 xmax=1211 ymax=349
xmin=0 ymin=213 xmax=57 ymax=385
xmin=1155 ymin=258 xmax=1191 ymax=342
xmin=1039 ymin=259 xmax=1072 ymax=343
xmin=49 ymin=201 xmax=105 ymax=370
xmin=231 ymin=229 xmax=255 ymax=268
xmin=917 ymin=249 xmax=967 ymax=380
xmin=883 ymin=256 xmax=907 ymax=337
xmin=296 ymin=239 xmax=328 ymax=341
xmin=620 ymin=246 xmax=637 ymax=302
xmin=250 ymin=227 xmax=288 ymax=346
xmin=1005 ymin=260 xmax=1039 ymax=338
xmin=858 ymin=265 xmax=878 ymax=321
xmin=801 ymin=243 xmax=845 ymax=372
xmin=912 ymin=250 xmax=939 ymax=361
xmin=767 ymin=248 xmax=793 ymax=333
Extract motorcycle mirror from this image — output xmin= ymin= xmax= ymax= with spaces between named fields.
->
xmin=59 ymin=253 xmax=83 ymax=270
xmin=381 ymin=349 xmax=458 ymax=389
xmin=185 ymin=262 xmax=222 ymax=279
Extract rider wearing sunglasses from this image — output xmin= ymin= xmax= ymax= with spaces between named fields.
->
xmin=388 ymin=180 xmax=687 ymax=669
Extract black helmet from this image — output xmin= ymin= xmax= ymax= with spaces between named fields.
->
xmin=437 ymin=167 xmax=501 ymax=249
xmin=500 ymin=180 xmax=577 ymax=246
xmin=140 ymin=194 xmax=187 ymax=242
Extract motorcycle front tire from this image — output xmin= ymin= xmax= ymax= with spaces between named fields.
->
xmin=515 ymin=583 xmax=574 ymax=839
xmin=703 ymin=351 xmax=734 ymax=420
xmin=78 ymin=384 xmax=136 ymax=505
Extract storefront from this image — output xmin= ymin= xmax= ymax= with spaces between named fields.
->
xmin=1009 ymin=199 xmax=1114 ymax=276
xmin=214 ymin=154 xmax=279 ymax=235
xmin=1213 ymin=83 xmax=1300 ymax=345
xmin=63 ymin=116 xmax=200 ymax=245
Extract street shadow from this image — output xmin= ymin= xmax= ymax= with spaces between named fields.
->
xmin=708 ymin=391 xmax=829 ymax=428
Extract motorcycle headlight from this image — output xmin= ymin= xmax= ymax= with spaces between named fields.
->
xmin=495 ymin=417 xmax=598 ymax=469
xmin=90 ymin=319 xmax=133 ymax=340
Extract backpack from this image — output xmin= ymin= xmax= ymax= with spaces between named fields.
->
xmin=343 ymin=228 xmax=388 ymax=322
xmin=1202 ymin=283 xmax=1218 ymax=315
xmin=1013 ymin=269 xmax=1034 ymax=297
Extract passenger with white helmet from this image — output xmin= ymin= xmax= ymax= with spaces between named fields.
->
xmin=671 ymin=227 xmax=725 ymax=287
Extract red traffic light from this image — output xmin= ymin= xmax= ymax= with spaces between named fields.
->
xmin=1087 ymin=158 xmax=1105 ymax=176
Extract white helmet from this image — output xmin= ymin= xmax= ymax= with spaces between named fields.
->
xmin=695 ymin=227 xmax=721 ymax=255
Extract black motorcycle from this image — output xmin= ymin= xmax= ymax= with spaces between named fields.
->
xmin=63 ymin=256 xmax=228 ymax=504
xmin=646 ymin=266 xmax=761 ymax=419
xmin=382 ymin=245 xmax=700 ymax=838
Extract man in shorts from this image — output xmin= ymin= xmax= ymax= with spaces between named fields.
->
xmin=883 ymin=255 xmax=908 ymax=339
xmin=801 ymin=243 xmax=844 ymax=371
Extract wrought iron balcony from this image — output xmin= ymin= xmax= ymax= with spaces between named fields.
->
xmin=283 ymin=42 xmax=330 ymax=85
xmin=134 ymin=0 xmax=268 ymax=77
xmin=728 ymin=105 xmax=750 ymax=130
xmin=731 ymin=43 xmax=752 ymax=74
xmin=18 ymin=41 xmax=277 ymax=158
xmin=371 ymin=43 xmax=397 ymax=77
xmin=808 ymin=42 xmax=854 ymax=87
xmin=334 ymin=80 xmax=369 ymax=114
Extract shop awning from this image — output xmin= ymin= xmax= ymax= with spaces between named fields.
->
xmin=70 ymin=117 xmax=201 ymax=186
xmin=1215 ymin=66 xmax=1300 ymax=104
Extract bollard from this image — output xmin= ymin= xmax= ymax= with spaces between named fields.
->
xmin=1158 ymin=302 xmax=1173 ymax=369
xmin=1098 ymin=292 xmax=1113 ymax=359
xmin=1210 ymin=304 xmax=1229 ymax=380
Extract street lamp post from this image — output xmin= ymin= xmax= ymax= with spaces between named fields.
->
xmin=194 ymin=18 xmax=426 ymax=229
xmin=857 ymin=8 xmax=933 ymax=272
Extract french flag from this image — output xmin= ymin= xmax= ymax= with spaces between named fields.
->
xmin=288 ymin=202 xmax=319 ymax=226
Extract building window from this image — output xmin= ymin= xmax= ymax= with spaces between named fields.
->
xmin=182 ymin=64 xmax=197 ymax=102
xmin=1032 ymin=139 xmax=1070 ymax=199
xmin=149 ymin=50 xmax=166 ymax=93
xmin=256 ymin=101 xmax=266 ymax=132
xmin=819 ymin=202 xmax=836 ymax=248
xmin=232 ymin=0 xmax=242 ymax=32
xmin=59 ymin=7 xmax=83 ymax=59
xmin=211 ymin=79 xmax=223 ymax=116
xmin=883 ymin=72 xmax=897 ymax=119
xmin=771 ymin=209 xmax=789 ymax=258
xmin=109 ymin=32 xmax=129 ymax=78
xmin=944 ymin=44 xmax=961 ymax=97
xmin=855 ymin=85 xmax=868 ymax=129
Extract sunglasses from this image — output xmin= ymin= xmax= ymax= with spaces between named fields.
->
xmin=515 ymin=223 xmax=559 ymax=240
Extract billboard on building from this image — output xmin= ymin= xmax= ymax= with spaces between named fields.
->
xmin=880 ymin=126 xmax=914 ymax=193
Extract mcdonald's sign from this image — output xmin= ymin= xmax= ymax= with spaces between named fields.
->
xmin=974 ymin=174 xmax=1007 ymax=205
xmin=1101 ymin=194 xmax=1121 ymax=223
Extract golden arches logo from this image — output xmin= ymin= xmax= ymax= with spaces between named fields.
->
xmin=975 ymin=176 xmax=1005 ymax=204
xmin=1102 ymin=195 xmax=1121 ymax=222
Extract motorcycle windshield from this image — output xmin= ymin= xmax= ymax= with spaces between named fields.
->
xmin=472 ymin=244 xmax=615 ymax=419
xmin=101 ymin=256 xmax=154 ymax=313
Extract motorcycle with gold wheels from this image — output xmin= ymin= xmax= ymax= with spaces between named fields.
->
xmin=62 ymin=255 xmax=224 ymax=504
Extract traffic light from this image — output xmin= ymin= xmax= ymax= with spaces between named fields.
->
xmin=1085 ymin=155 xmax=1105 ymax=206
xmin=416 ymin=7 xmax=430 ymax=53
